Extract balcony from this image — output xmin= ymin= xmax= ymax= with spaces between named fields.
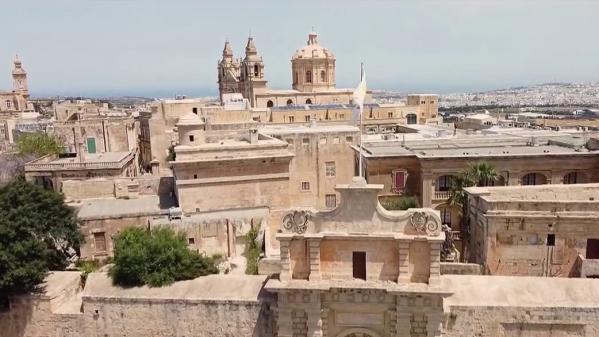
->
xmin=434 ymin=190 xmax=450 ymax=200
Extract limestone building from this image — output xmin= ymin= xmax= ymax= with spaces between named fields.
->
xmin=0 ymin=55 xmax=32 ymax=113
xmin=218 ymin=32 xmax=355 ymax=108
xmin=266 ymin=177 xmax=448 ymax=337
xmin=465 ymin=183 xmax=599 ymax=277
xmin=169 ymin=113 xmax=360 ymax=256
xmin=360 ymin=126 xmax=599 ymax=256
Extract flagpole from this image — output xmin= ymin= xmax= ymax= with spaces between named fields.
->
xmin=359 ymin=62 xmax=364 ymax=178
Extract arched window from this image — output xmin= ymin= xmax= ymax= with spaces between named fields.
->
xmin=320 ymin=70 xmax=326 ymax=82
xmin=306 ymin=71 xmax=312 ymax=83
xmin=406 ymin=114 xmax=417 ymax=124
xmin=293 ymin=72 xmax=298 ymax=84
xmin=305 ymin=99 xmax=312 ymax=105
xmin=253 ymin=64 xmax=259 ymax=77
xmin=286 ymin=99 xmax=293 ymax=106
xmin=564 ymin=172 xmax=584 ymax=184
xmin=266 ymin=100 xmax=274 ymax=108
xmin=522 ymin=173 xmax=547 ymax=186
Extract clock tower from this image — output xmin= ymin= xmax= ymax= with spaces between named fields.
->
xmin=12 ymin=55 xmax=29 ymax=99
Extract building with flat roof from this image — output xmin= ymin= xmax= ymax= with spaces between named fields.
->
xmin=359 ymin=126 xmax=599 ymax=257
xmin=24 ymin=151 xmax=137 ymax=191
xmin=465 ymin=183 xmax=599 ymax=277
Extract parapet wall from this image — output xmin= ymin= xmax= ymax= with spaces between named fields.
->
xmin=446 ymin=306 xmax=599 ymax=336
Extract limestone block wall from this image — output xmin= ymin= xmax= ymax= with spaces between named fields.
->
xmin=83 ymin=298 xmax=268 ymax=337
xmin=445 ymin=306 xmax=599 ymax=337
xmin=320 ymin=239 xmax=399 ymax=281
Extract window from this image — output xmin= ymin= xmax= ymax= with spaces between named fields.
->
xmin=293 ymin=72 xmax=298 ymax=84
xmin=406 ymin=114 xmax=417 ymax=124
xmin=305 ymin=98 xmax=312 ymax=105
xmin=420 ymin=100 xmax=426 ymax=104
xmin=320 ymin=137 xmax=327 ymax=144
xmin=188 ymin=237 xmax=195 ymax=245
xmin=5 ymin=100 xmax=10 ymax=109
xmin=325 ymin=194 xmax=337 ymax=208
xmin=352 ymin=251 xmax=366 ymax=280
xmin=333 ymin=137 xmax=340 ymax=144
xmin=547 ymin=234 xmax=555 ymax=246
xmin=267 ymin=100 xmax=274 ymax=108
xmin=388 ymin=112 xmax=393 ymax=118
xmin=94 ymin=232 xmax=107 ymax=252
xmin=441 ymin=208 xmax=451 ymax=225
xmin=564 ymin=172 xmax=578 ymax=184
xmin=346 ymin=136 xmax=353 ymax=143
xmin=430 ymin=100 xmax=435 ymax=104
xmin=287 ymin=99 xmax=293 ymax=106
xmin=586 ymin=239 xmax=599 ymax=259
xmin=302 ymin=138 xmax=309 ymax=145
xmin=522 ymin=173 xmax=546 ymax=185
xmin=325 ymin=161 xmax=336 ymax=177
xmin=437 ymin=175 xmax=455 ymax=192
xmin=339 ymin=113 xmax=345 ymax=119
xmin=392 ymin=169 xmax=407 ymax=193
xmin=192 ymin=107 xmax=198 ymax=114
xmin=193 ymin=174 xmax=198 ymax=179
xmin=254 ymin=64 xmax=259 ymax=77
xmin=286 ymin=139 xmax=294 ymax=145
xmin=320 ymin=70 xmax=326 ymax=82
xmin=306 ymin=70 xmax=312 ymax=83
xmin=301 ymin=181 xmax=310 ymax=191
xmin=305 ymin=115 xmax=311 ymax=122
xmin=288 ymin=116 xmax=295 ymax=123
xmin=189 ymin=135 xmax=195 ymax=142
xmin=86 ymin=137 xmax=96 ymax=154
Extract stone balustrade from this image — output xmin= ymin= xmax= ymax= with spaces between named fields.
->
xmin=433 ymin=190 xmax=450 ymax=200
xmin=25 ymin=152 xmax=134 ymax=172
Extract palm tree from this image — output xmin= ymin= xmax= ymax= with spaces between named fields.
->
xmin=447 ymin=161 xmax=497 ymax=261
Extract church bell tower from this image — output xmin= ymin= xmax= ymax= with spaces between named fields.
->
xmin=12 ymin=55 xmax=29 ymax=99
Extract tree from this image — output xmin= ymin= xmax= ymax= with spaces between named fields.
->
xmin=0 ymin=180 xmax=82 ymax=295
xmin=245 ymin=227 xmax=261 ymax=275
xmin=448 ymin=161 xmax=498 ymax=208
xmin=109 ymin=227 xmax=218 ymax=287
xmin=447 ymin=162 xmax=497 ymax=259
xmin=16 ymin=133 xmax=63 ymax=157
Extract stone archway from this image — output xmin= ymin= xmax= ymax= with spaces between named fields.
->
xmin=336 ymin=328 xmax=381 ymax=337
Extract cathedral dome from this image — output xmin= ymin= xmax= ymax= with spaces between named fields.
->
xmin=292 ymin=32 xmax=335 ymax=60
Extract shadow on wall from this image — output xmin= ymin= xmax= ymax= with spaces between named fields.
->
xmin=253 ymin=276 xmax=277 ymax=337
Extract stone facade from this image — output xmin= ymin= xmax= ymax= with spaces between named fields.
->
xmin=465 ymin=183 xmax=599 ymax=277
xmin=266 ymin=177 xmax=448 ymax=337
xmin=362 ymin=129 xmax=599 ymax=258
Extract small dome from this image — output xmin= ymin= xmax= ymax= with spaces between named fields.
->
xmin=176 ymin=112 xmax=204 ymax=126
xmin=292 ymin=32 xmax=335 ymax=60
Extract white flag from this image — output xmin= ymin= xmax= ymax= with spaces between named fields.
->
xmin=352 ymin=67 xmax=367 ymax=120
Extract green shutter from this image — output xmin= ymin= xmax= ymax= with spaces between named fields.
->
xmin=86 ymin=137 xmax=96 ymax=154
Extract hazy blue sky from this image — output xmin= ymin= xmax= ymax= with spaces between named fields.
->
xmin=1 ymin=0 xmax=598 ymax=97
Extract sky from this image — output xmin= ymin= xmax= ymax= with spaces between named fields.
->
xmin=1 ymin=0 xmax=598 ymax=98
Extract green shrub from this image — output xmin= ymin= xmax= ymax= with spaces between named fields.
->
xmin=16 ymin=133 xmax=63 ymax=157
xmin=382 ymin=195 xmax=418 ymax=210
xmin=76 ymin=260 xmax=100 ymax=286
xmin=245 ymin=227 xmax=261 ymax=275
xmin=109 ymin=227 xmax=218 ymax=287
